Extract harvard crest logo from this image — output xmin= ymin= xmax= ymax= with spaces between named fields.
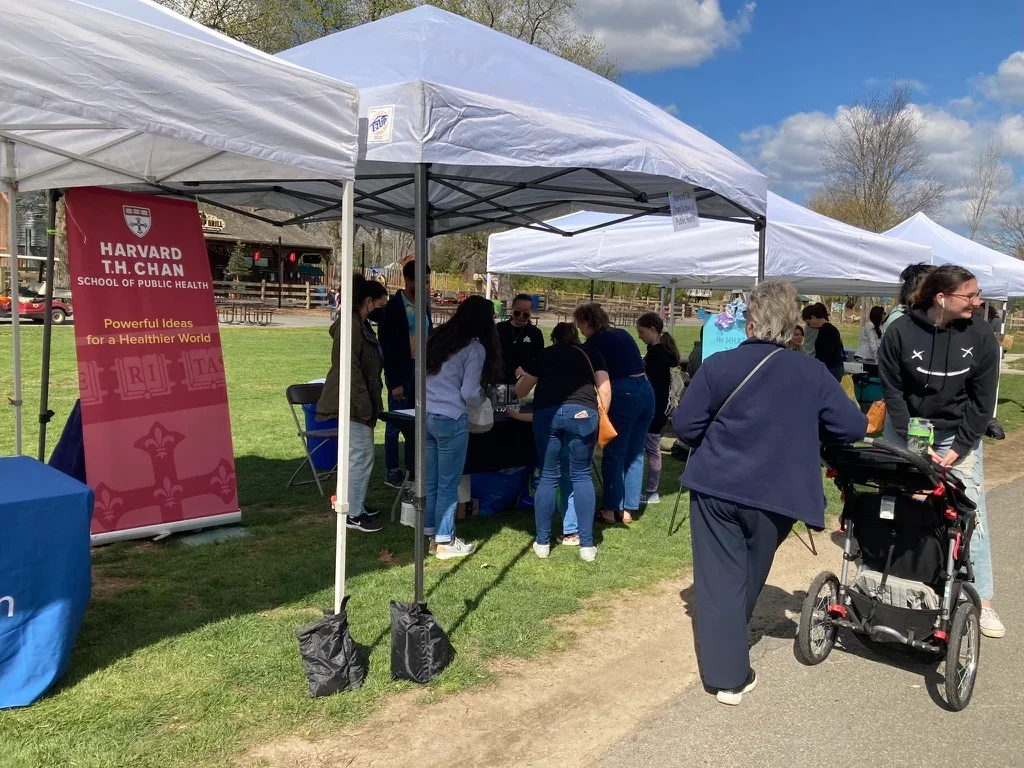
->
xmin=123 ymin=205 xmax=152 ymax=238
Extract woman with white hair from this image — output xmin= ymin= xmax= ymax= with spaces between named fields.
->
xmin=673 ymin=280 xmax=866 ymax=706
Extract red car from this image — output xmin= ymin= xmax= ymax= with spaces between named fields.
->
xmin=0 ymin=284 xmax=73 ymax=324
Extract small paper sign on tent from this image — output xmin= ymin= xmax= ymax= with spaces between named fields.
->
xmin=669 ymin=188 xmax=700 ymax=232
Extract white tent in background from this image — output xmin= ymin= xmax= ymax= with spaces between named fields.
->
xmin=487 ymin=192 xmax=936 ymax=296
xmin=1 ymin=0 xmax=361 ymax=564
xmin=885 ymin=213 xmax=1024 ymax=297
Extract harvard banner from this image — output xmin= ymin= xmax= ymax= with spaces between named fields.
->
xmin=65 ymin=188 xmax=238 ymax=542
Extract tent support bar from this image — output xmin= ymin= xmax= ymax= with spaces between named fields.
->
xmin=38 ymin=189 xmax=60 ymax=461
xmin=432 ymin=178 xmax=567 ymax=234
xmin=333 ymin=180 xmax=355 ymax=615
xmin=156 ymin=149 xmax=228 ymax=183
xmin=13 ymin=131 xmax=145 ymax=186
xmin=756 ymin=217 xmax=767 ymax=282
xmin=413 ymin=162 xmax=430 ymax=606
xmin=0 ymin=130 xmax=151 ymax=187
xmin=3 ymin=139 xmax=22 ymax=455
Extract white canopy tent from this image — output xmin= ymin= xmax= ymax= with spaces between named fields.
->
xmin=885 ymin=213 xmax=1024 ymax=297
xmin=487 ymin=192 xmax=938 ymax=296
xmin=1 ymin=0 xmax=363 ymax=612
xmin=257 ymin=5 xmax=769 ymax=626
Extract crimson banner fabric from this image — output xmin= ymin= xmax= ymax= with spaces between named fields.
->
xmin=65 ymin=188 xmax=238 ymax=540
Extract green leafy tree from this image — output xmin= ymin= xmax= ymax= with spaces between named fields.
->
xmin=227 ymin=241 xmax=251 ymax=281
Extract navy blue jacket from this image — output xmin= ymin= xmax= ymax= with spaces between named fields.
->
xmin=672 ymin=339 xmax=866 ymax=528
xmin=378 ymin=289 xmax=432 ymax=391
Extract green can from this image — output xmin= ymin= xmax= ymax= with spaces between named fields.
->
xmin=906 ymin=417 xmax=934 ymax=456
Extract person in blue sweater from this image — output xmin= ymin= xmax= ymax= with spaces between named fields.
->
xmin=673 ymin=280 xmax=866 ymax=706
xmin=423 ymin=296 xmax=502 ymax=560
xmin=574 ymin=303 xmax=656 ymax=525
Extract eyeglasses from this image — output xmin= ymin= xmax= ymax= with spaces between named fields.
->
xmin=512 ymin=310 xmax=531 ymax=319
xmin=947 ymin=291 xmax=983 ymax=301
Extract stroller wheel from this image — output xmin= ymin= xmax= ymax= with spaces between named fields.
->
xmin=945 ymin=600 xmax=981 ymax=711
xmin=795 ymin=571 xmax=840 ymax=666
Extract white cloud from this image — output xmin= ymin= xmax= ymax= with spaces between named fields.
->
xmin=660 ymin=104 xmax=681 ymax=116
xmin=738 ymin=111 xmax=833 ymax=195
xmin=981 ymin=51 xmax=1024 ymax=104
xmin=576 ymin=0 xmax=755 ymax=72
xmin=997 ymin=114 xmax=1024 ymax=158
xmin=863 ymin=77 xmax=929 ymax=93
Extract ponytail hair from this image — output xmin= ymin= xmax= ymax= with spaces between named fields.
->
xmin=353 ymin=273 xmax=387 ymax=304
xmin=637 ymin=311 xmax=681 ymax=365
xmin=911 ymin=265 xmax=977 ymax=310
xmin=869 ymin=305 xmax=884 ymax=339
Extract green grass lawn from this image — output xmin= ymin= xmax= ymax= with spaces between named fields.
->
xmin=0 ymin=322 xmax=1020 ymax=767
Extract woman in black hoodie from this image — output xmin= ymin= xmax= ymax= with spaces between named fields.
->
xmin=636 ymin=312 xmax=681 ymax=505
xmin=878 ymin=265 xmax=1003 ymax=638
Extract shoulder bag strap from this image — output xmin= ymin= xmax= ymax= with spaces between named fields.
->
xmin=712 ymin=346 xmax=785 ymax=425
xmin=572 ymin=344 xmax=598 ymax=386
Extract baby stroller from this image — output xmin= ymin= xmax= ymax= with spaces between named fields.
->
xmin=795 ymin=438 xmax=981 ymax=711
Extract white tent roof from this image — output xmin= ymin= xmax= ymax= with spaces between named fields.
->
xmin=884 ymin=213 xmax=1024 ymax=298
xmin=0 ymin=0 xmax=361 ymax=193
xmin=187 ymin=4 xmax=765 ymax=234
xmin=487 ymin=192 xmax=948 ymax=296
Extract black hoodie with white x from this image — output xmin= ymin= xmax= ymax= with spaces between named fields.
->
xmin=878 ymin=308 xmax=999 ymax=457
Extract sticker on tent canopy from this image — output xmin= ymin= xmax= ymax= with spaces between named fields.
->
xmin=367 ymin=106 xmax=395 ymax=143
xmin=668 ymin=188 xmax=699 ymax=232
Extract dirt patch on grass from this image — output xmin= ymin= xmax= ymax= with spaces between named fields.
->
xmin=984 ymin=429 xmax=1024 ymax=490
xmin=91 ymin=574 xmax=142 ymax=599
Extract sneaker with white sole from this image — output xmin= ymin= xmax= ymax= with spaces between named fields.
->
xmin=640 ymin=491 xmax=661 ymax=505
xmin=580 ymin=546 xmax=597 ymax=562
xmin=561 ymin=534 xmax=580 ymax=547
xmin=981 ymin=606 xmax=1006 ymax=638
xmin=716 ymin=669 xmax=757 ymax=706
xmin=346 ymin=515 xmax=383 ymax=533
xmin=533 ymin=541 xmax=550 ymax=559
xmin=435 ymin=538 xmax=476 ymax=560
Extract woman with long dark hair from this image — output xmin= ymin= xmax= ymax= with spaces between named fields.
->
xmin=516 ymin=321 xmax=610 ymax=561
xmin=423 ymin=295 xmax=502 ymax=559
xmin=801 ymin=302 xmax=845 ymax=381
xmin=879 ymin=264 xmax=1003 ymax=637
xmin=853 ymin=306 xmax=885 ymax=363
xmin=317 ymin=274 xmax=389 ymax=533
xmin=636 ymin=312 xmax=681 ymax=505
xmin=574 ymin=303 xmax=655 ymax=525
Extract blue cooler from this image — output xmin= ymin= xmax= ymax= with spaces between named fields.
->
xmin=302 ymin=403 xmax=339 ymax=471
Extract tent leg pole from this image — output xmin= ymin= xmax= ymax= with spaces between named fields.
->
xmin=589 ymin=279 xmax=594 ymax=301
xmin=3 ymin=141 xmax=22 ymax=456
xmin=994 ymin=300 xmax=1007 ymax=419
xmin=37 ymin=189 xmax=59 ymax=461
xmin=755 ymin=217 xmax=766 ymax=285
xmin=413 ymin=163 xmax=430 ymax=606
xmin=333 ymin=180 xmax=355 ymax=616
xmin=485 ymin=272 xmax=492 ymax=300
xmin=669 ymin=283 xmax=676 ymax=334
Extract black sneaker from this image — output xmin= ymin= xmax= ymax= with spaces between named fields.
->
xmin=347 ymin=515 xmax=383 ymax=533
xmin=384 ymin=470 xmax=405 ymax=489
xmin=362 ymin=506 xmax=380 ymax=518
xmin=715 ymin=669 xmax=757 ymax=706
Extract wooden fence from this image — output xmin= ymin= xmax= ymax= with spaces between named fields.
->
xmin=213 ymin=280 xmax=330 ymax=309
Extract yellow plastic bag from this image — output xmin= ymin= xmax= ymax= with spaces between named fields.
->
xmin=841 ymin=374 xmax=856 ymax=402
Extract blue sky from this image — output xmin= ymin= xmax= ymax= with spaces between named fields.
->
xmin=575 ymin=0 xmax=1024 ymax=231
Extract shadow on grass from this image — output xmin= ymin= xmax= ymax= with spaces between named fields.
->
xmin=64 ymin=455 xmax=545 ymax=692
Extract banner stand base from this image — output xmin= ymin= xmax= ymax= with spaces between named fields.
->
xmin=90 ymin=511 xmax=242 ymax=547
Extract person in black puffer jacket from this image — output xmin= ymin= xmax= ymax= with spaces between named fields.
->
xmin=636 ymin=312 xmax=682 ymax=506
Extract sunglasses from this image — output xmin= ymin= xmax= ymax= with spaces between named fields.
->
xmin=512 ymin=310 xmax=531 ymax=319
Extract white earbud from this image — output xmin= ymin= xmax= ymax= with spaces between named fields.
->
xmin=940 ymin=298 xmax=946 ymax=308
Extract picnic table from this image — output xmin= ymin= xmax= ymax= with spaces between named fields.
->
xmin=216 ymin=301 xmax=276 ymax=326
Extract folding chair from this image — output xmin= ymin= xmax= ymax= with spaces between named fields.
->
xmin=286 ymin=383 xmax=339 ymax=496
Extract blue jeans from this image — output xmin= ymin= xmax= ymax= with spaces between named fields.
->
xmin=348 ymin=422 xmax=375 ymax=518
xmin=883 ymin=419 xmax=993 ymax=601
xmin=533 ymin=404 xmax=598 ymax=547
xmin=425 ymin=413 xmax=469 ymax=543
xmin=385 ymin=378 xmax=414 ymax=474
xmin=603 ymin=376 xmax=656 ymax=511
xmin=559 ymin=445 xmax=578 ymax=536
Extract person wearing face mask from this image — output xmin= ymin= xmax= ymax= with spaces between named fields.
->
xmin=317 ymin=274 xmax=389 ymax=533
xmin=497 ymin=294 xmax=545 ymax=384
xmin=878 ymin=264 xmax=1003 ymax=638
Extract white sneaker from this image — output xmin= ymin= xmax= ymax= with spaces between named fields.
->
xmin=580 ymin=546 xmax=597 ymax=562
xmin=640 ymin=491 xmax=661 ymax=505
xmin=435 ymin=538 xmax=476 ymax=560
xmin=716 ymin=669 xmax=757 ymax=706
xmin=533 ymin=541 xmax=550 ymax=559
xmin=561 ymin=534 xmax=580 ymax=546
xmin=981 ymin=606 xmax=1005 ymax=638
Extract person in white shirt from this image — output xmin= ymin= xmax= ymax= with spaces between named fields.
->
xmin=853 ymin=306 xmax=885 ymax=363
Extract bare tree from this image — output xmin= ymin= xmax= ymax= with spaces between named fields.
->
xmin=817 ymin=84 xmax=946 ymax=233
xmin=990 ymin=196 xmax=1024 ymax=259
xmin=962 ymin=138 xmax=1013 ymax=240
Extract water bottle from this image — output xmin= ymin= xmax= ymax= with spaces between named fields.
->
xmin=906 ymin=417 xmax=934 ymax=457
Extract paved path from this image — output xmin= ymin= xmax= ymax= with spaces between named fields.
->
xmin=596 ymin=476 xmax=1024 ymax=768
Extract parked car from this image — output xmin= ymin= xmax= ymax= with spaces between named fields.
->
xmin=0 ymin=284 xmax=74 ymax=324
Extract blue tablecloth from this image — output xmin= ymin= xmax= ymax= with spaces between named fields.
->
xmin=0 ymin=457 xmax=93 ymax=709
